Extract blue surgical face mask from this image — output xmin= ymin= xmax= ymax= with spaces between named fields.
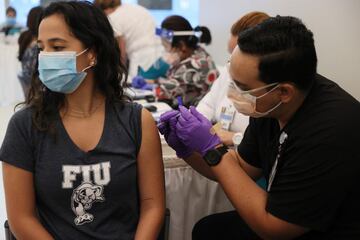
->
xmin=6 ymin=17 xmax=16 ymax=26
xmin=38 ymin=49 xmax=93 ymax=94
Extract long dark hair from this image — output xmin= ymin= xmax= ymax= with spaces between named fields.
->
xmin=24 ymin=1 xmax=127 ymax=133
xmin=161 ymin=15 xmax=212 ymax=49
xmin=18 ymin=6 xmax=43 ymax=61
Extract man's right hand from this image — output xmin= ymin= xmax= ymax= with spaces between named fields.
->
xmin=158 ymin=110 xmax=194 ymax=159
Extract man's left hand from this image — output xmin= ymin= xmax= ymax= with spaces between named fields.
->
xmin=176 ymin=106 xmax=221 ymax=156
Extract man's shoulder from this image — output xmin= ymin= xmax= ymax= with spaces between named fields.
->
xmin=287 ymin=74 xmax=360 ymax=149
xmin=313 ymin=74 xmax=358 ymax=103
xmin=310 ymin=74 xmax=360 ymax=120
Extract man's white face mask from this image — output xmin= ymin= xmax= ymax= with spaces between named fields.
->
xmin=227 ymin=80 xmax=282 ymax=118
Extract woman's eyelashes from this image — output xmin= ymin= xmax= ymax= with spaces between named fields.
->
xmin=53 ymin=46 xmax=66 ymax=51
xmin=36 ymin=45 xmax=66 ymax=52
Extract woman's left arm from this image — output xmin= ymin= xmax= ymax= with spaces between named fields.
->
xmin=135 ymin=108 xmax=165 ymax=240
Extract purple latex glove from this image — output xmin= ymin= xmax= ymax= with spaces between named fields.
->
xmin=176 ymin=106 xmax=221 ymax=157
xmin=158 ymin=110 xmax=194 ymax=159
xmin=158 ymin=110 xmax=179 ymax=135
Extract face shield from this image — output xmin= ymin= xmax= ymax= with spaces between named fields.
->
xmin=155 ymin=27 xmax=200 ymax=51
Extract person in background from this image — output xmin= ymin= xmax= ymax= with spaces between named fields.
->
xmin=94 ymin=0 xmax=163 ymax=81
xmin=159 ymin=16 xmax=360 ymax=239
xmin=135 ymin=43 xmax=181 ymax=85
xmin=1 ymin=6 xmax=22 ymax=35
xmin=17 ymin=6 xmax=44 ymax=98
xmin=156 ymin=15 xmax=219 ymax=108
xmin=197 ymin=11 xmax=269 ymax=147
xmin=0 ymin=1 xmax=165 ymax=239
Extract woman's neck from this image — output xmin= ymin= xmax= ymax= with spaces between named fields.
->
xmin=61 ymin=73 xmax=105 ymax=117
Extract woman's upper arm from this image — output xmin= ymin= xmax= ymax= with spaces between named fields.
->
xmin=2 ymin=162 xmax=36 ymax=223
xmin=137 ymin=108 xmax=165 ymax=205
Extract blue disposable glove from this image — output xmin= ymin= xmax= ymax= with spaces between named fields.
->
xmin=131 ymin=76 xmax=146 ymax=89
xmin=176 ymin=106 xmax=221 ymax=157
xmin=158 ymin=110 xmax=194 ymax=159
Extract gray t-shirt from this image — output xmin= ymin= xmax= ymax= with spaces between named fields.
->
xmin=0 ymin=101 xmax=143 ymax=240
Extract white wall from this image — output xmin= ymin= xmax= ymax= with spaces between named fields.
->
xmin=199 ymin=0 xmax=360 ymax=100
xmin=0 ymin=0 xmax=5 ymax=24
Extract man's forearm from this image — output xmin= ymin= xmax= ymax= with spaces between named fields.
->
xmin=184 ymin=153 xmax=217 ymax=181
xmin=182 ymin=149 xmax=259 ymax=182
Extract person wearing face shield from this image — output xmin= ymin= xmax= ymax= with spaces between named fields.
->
xmin=130 ymin=27 xmax=187 ymax=90
xmin=154 ymin=15 xmax=219 ymax=108
xmin=196 ymin=11 xmax=269 ymax=148
xmin=158 ymin=16 xmax=360 ymax=239
xmin=136 ymin=27 xmax=185 ymax=80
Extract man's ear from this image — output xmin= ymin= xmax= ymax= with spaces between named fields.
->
xmin=278 ymin=83 xmax=296 ymax=104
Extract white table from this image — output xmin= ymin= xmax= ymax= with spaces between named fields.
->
xmin=125 ymin=87 xmax=154 ymax=100
xmin=0 ymin=42 xmax=24 ymax=107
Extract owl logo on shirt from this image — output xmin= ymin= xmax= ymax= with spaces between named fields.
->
xmin=71 ymin=182 xmax=105 ymax=225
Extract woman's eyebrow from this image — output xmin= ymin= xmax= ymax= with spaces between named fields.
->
xmin=37 ymin=38 xmax=68 ymax=44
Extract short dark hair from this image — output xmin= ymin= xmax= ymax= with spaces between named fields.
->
xmin=161 ymin=15 xmax=212 ymax=49
xmin=26 ymin=1 xmax=127 ymax=133
xmin=238 ymin=16 xmax=317 ymax=91
xmin=6 ymin=6 xmax=16 ymax=16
